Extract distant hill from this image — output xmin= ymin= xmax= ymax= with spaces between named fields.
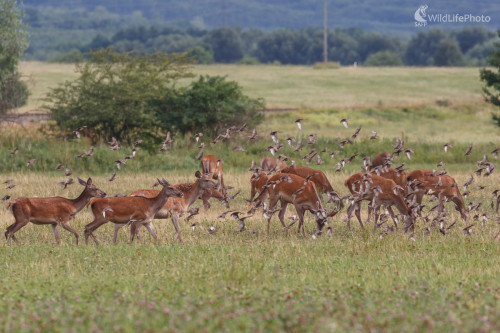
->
xmin=23 ymin=0 xmax=499 ymax=34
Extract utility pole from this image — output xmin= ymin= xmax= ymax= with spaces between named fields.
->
xmin=323 ymin=0 xmax=328 ymax=63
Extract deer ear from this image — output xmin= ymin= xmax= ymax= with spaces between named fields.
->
xmin=195 ymin=170 xmax=201 ymax=178
xmin=87 ymin=178 xmax=92 ymax=185
xmin=161 ymin=178 xmax=170 ymax=186
xmin=78 ymin=178 xmax=87 ymax=186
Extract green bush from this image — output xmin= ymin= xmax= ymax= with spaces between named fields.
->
xmin=155 ymin=75 xmax=265 ymax=137
xmin=0 ymin=71 xmax=30 ymax=113
xmin=364 ymin=51 xmax=402 ymax=66
xmin=45 ymin=48 xmax=193 ymax=145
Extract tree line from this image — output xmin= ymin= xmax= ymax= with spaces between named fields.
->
xmin=45 ymin=25 xmax=497 ymax=67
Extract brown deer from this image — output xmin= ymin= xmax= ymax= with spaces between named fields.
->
xmin=88 ymin=172 xmax=218 ymax=244
xmin=344 ymin=172 xmax=413 ymax=230
xmin=250 ymin=173 xmax=328 ymax=236
xmin=280 ymin=165 xmax=335 ymax=196
xmin=249 ymin=171 xmax=268 ymax=202
xmin=372 ymin=168 xmax=407 ymax=190
xmin=201 ymin=155 xmax=226 ymax=195
xmin=5 ymin=178 xmax=106 ymax=245
xmin=405 ymin=170 xmax=468 ymax=221
xmin=260 ymin=157 xmax=287 ymax=171
xmin=173 ymin=183 xmax=228 ymax=210
xmin=84 ymin=179 xmax=183 ymax=245
xmin=370 ymin=152 xmax=392 ymax=170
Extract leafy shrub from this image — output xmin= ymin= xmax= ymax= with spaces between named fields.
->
xmin=155 ymin=75 xmax=265 ymax=137
xmin=45 ymin=48 xmax=193 ymax=144
xmin=364 ymin=51 xmax=403 ymax=66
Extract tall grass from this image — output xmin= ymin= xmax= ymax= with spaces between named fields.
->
xmin=0 ymin=172 xmax=499 ymax=332
xmin=18 ymin=62 xmax=485 ymax=111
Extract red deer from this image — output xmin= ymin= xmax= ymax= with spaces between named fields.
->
xmin=201 ymin=155 xmax=226 ymax=195
xmin=173 ymin=183 xmax=228 ymax=210
xmin=260 ymin=157 xmax=287 ymax=171
xmin=85 ymin=172 xmax=218 ymax=244
xmin=280 ymin=165 xmax=336 ymax=198
xmin=249 ymin=171 xmax=268 ymax=202
xmin=344 ymin=172 xmax=413 ymax=230
xmin=370 ymin=152 xmax=392 ymax=170
xmin=84 ymin=179 xmax=183 ymax=244
xmin=405 ymin=170 xmax=468 ymax=221
xmin=250 ymin=173 xmax=328 ymax=235
xmin=5 ymin=178 xmax=106 ymax=245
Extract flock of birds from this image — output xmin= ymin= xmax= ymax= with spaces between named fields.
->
xmin=2 ymin=115 xmax=500 ymax=243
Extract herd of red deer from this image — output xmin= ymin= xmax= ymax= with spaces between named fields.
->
xmin=5 ymin=148 xmax=494 ymax=244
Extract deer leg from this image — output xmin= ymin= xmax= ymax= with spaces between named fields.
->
xmin=266 ymin=196 xmax=279 ymax=235
xmin=60 ymin=220 xmax=79 ymax=245
xmin=386 ymin=206 xmax=399 ymax=229
xmin=354 ymin=202 xmax=365 ymax=230
xmin=278 ymin=201 xmax=289 ymax=228
xmin=201 ymin=191 xmax=211 ymax=210
xmin=295 ymin=207 xmax=306 ymax=236
xmin=5 ymin=220 xmax=28 ymax=244
xmin=112 ymin=223 xmax=126 ymax=244
xmin=373 ymin=206 xmax=381 ymax=230
xmin=144 ymin=222 xmax=158 ymax=242
xmin=171 ymin=214 xmax=183 ymax=242
xmin=84 ymin=218 xmax=108 ymax=245
xmin=129 ymin=221 xmax=140 ymax=244
xmin=51 ymin=224 xmax=60 ymax=244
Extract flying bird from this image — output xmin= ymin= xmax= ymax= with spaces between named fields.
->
xmin=9 ymin=147 xmax=18 ymax=154
xmin=196 ymin=149 xmax=204 ymax=160
xmin=443 ymin=142 xmax=453 ymax=152
xmin=108 ymin=171 xmax=117 ymax=182
xmin=295 ymin=118 xmax=304 ymax=130
xmin=73 ymin=126 xmax=87 ymax=139
xmin=194 ymin=133 xmax=203 ymax=142
xmin=270 ymin=131 xmax=279 ymax=144
xmin=58 ymin=178 xmax=74 ymax=189
xmin=340 ymin=117 xmax=350 ymax=128
xmin=464 ymin=143 xmax=473 ymax=156
xmin=232 ymin=146 xmax=246 ymax=152
xmin=369 ymin=131 xmax=379 ymax=140
xmin=26 ymin=158 xmax=36 ymax=167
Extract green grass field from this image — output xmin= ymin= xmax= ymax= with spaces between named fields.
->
xmin=19 ymin=62 xmax=486 ymax=111
xmin=0 ymin=172 xmax=499 ymax=332
xmin=2 ymin=62 xmax=499 ymax=332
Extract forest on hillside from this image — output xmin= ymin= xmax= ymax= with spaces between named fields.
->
xmin=20 ymin=1 xmax=499 ymax=66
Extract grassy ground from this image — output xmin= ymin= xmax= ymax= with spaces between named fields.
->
xmin=0 ymin=172 xmax=499 ymax=332
xmin=18 ymin=62 xmax=485 ymax=111
xmin=3 ymin=62 xmax=499 ymax=332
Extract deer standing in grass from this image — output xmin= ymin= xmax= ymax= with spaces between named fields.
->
xmin=84 ymin=179 xmax=183 ymax=245
xmin=260 ymin=157 xmax=287 ymax=172
xmin=201 ymin=155 xmax=226 ymax=196
xmin=250 ymin=173 xmax=329 ymax=236
xmin=5 ymin=178 xmax=106 ymax=245
xmin=280 ymin=165 xmax=335 ymax=196
xmin=370 ymin=152 xmax=392 ymax=170
xmin=344 ymin=172 xmax=413 ymax=230
xmin=85 ymin=172 xmax=218 ymax=244
xmin=405 ymin=170 xmax=468 ymax=221
xmin=195 ymin=187 xmax=228 ymax=210
xmin=249 ymin=171 xmax=268 ymax=202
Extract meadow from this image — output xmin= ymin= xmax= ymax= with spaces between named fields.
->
xmin=0 ymin=63 xmax=499 ymax=332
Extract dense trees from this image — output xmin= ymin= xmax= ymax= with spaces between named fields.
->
xmin=0 ymin=0 xmax=30 ymax=114
xmin=34 ymin=24 xmax=496 ymax=67
xmin=480 ymin=31 xmax=500 ymax=127
xmin=45 ymin=49 xmax=263 ymax=143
